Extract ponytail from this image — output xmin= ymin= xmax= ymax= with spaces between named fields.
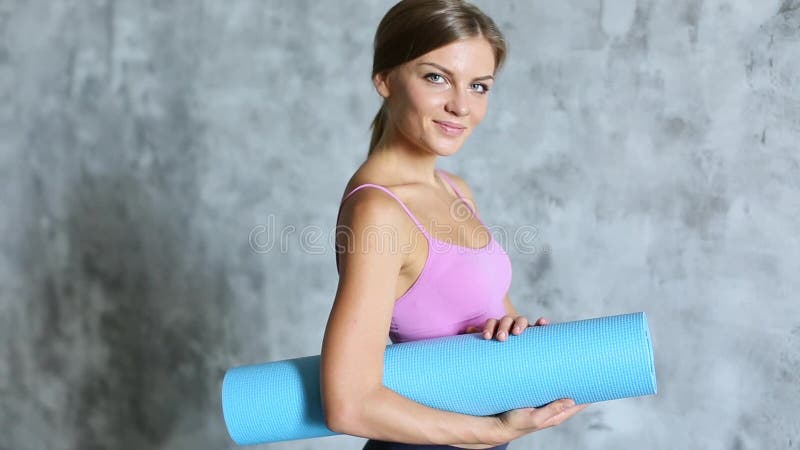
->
xmin=367 ymin=102 xmax=388 ymax=156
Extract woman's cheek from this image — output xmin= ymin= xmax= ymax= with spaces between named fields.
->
xmin=470 ymin=99 xmax=488 ymax=125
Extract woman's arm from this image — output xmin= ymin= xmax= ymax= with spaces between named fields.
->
xmin=322 ymin=188 xmax=508 ymax=447
xmin=503 ymin=293 xmax=519 ymax=317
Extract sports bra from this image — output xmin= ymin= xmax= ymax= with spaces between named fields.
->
xmin=335 ymin=169 xmax=512 ymax=344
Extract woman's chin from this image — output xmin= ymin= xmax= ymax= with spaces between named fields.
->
xmin=424 ymin=136 xmax=466 ymax=156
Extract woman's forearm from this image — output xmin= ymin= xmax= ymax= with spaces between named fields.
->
xmin=330 ymin=385 xmax=510 ymax=447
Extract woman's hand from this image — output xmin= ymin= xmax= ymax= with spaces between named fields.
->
xmin=479 ymin=316 xmax=589 ymax=441
xmin=457 ymin=316 xmax=588 ymax=446
xmin=449 ymin=397 xmax=587 ymax=449
xmin=464 ymin=315 xmax=549 ymax=341
xmin=493 ymin=399 xmax=590 ymax=442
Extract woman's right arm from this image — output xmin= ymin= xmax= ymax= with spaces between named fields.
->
xmin=321 ymin=189 xmax=506 ymax=447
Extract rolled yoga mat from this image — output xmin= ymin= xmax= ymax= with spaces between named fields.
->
xmin=222 ymin=312 xmax=657 ymax=445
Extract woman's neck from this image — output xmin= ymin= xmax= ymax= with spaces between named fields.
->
xmin=369 ymin=127 xmax=439 ymax=186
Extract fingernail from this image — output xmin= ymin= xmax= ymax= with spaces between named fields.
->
xmin=513 ymin=326 xmax=521 ymax=334
xmin=498 ymin=331 xmax=506 ymax=339
xmin=483 ymin=332 xmax=490 ymax=339
xmin=565 ymin=400 xmax=576 ymax=408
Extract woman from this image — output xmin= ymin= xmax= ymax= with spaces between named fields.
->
xmin=320 ymin=1 xmax=588 ymax=449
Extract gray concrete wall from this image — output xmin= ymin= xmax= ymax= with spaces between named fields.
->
xmin=1 ymin=1 xmax=798 ymax=449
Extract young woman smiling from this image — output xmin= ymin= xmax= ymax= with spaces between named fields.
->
xmin=321 ymin=1 xmax=589 ymax=449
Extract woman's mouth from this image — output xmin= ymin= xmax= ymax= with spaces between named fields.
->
xmin=434 ymin=120 xmax=466 ymax=137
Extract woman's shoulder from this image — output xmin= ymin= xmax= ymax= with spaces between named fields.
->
xmin=338 ymin=174 xmax=414 ymax=233
xmin=437 ymin=168 xmax=469 ymax=191
xmin=437 ymin=169 xmax=478 ymax=208
xmin=336 ymin=175 xmax=418 ymax=271
xmin=339 ymin=165 xmax=417 ymax=206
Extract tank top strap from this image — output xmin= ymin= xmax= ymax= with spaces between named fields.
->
xmin=340 ymin=184 xmax=431 ymax=239
xmin=436 ymin=169 xmax=478 ymax=216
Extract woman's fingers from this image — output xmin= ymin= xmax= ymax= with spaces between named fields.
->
xmin=481 ymin=317 xmax=516 ymax=340
xmin=482 ymin=315 xmax=551 ymax=340
xmin=464 ymin=326 xmax=480 ymax=334
xmin=511 ymin=316 xmax=529 ymax=335
xmin=496 ymin=316 xmax=515 ymax=341
xmin=544 ymin=403 xmax=590 ymax=428
xmin=482 ymin=318 xmax=497 ymax=339
xmin=533 ymin=400 xmax=589 ymax=429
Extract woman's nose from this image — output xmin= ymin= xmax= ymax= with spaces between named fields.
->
xmin=445 ymin=89 xmax=469 ymax=116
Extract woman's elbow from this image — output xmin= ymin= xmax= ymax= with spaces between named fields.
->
xmin=323 ymin=399 xmax=358 ymax=434
xmin=323 ymin=381 xmax=381 ymax=435
xmin=321 ymin=374 xmax=360 ymax=432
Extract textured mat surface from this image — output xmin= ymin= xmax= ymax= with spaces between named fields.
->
xmin=222 ymin=312 xmax=657 ymax=445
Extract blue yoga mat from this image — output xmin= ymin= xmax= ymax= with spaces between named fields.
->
xmin=222 ymin=312 xmax=657 ymax=445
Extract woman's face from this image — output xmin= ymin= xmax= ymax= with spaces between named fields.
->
xmin=375 ymin=37 xmax=497 ymax=156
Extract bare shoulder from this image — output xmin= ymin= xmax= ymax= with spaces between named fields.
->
xmin=438 ymin=169 xmax=479 ymax=213
xmin=336 ymin=184 xmax=413 ymax=272
xmin=338 ymin=185 xmax=408 ymax=229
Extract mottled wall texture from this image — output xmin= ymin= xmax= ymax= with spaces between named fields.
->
xmin=1 ymin=0 xmax=798 ymax=449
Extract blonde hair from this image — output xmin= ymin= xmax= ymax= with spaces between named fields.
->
xmin=368 ymin=0 xmax=508 ymax=156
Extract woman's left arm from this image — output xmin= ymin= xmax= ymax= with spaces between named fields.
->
xmin=502 ymin=293 xmax=519 ymax=317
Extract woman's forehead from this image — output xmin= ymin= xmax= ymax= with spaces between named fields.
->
xmin=410 ymin=37 xmax=496 ymax=78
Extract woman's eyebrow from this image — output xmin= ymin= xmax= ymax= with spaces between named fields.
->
xmin=417 ymin=62 xmax=494 ymax=81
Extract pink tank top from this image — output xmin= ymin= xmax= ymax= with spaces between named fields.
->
xmin=336 ymin=169 xmax=512 ymax=344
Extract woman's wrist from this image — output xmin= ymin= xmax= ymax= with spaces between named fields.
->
xmin=451 ymin=444 xmax=497 ymax=449
xmin=489 ymin=415 xmax=513 ymax=445
xmin=453 ymin=416 xmax=511 ymax=448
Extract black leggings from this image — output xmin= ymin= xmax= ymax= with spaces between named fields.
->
xmin=363 ymin=439 xmax=510 ymax=450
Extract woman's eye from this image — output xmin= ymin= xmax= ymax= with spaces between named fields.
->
xmin=425 ymin=73 xmax=446 ymax=84
xmin=472 ymin=83 xmax=490 ymax=94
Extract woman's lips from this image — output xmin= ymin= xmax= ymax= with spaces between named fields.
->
xmin=434 ymin=120 xmax=466 ymax=137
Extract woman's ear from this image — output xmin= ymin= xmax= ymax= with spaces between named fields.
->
xmin=373 ymin=71 xmax=391 ymax=99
